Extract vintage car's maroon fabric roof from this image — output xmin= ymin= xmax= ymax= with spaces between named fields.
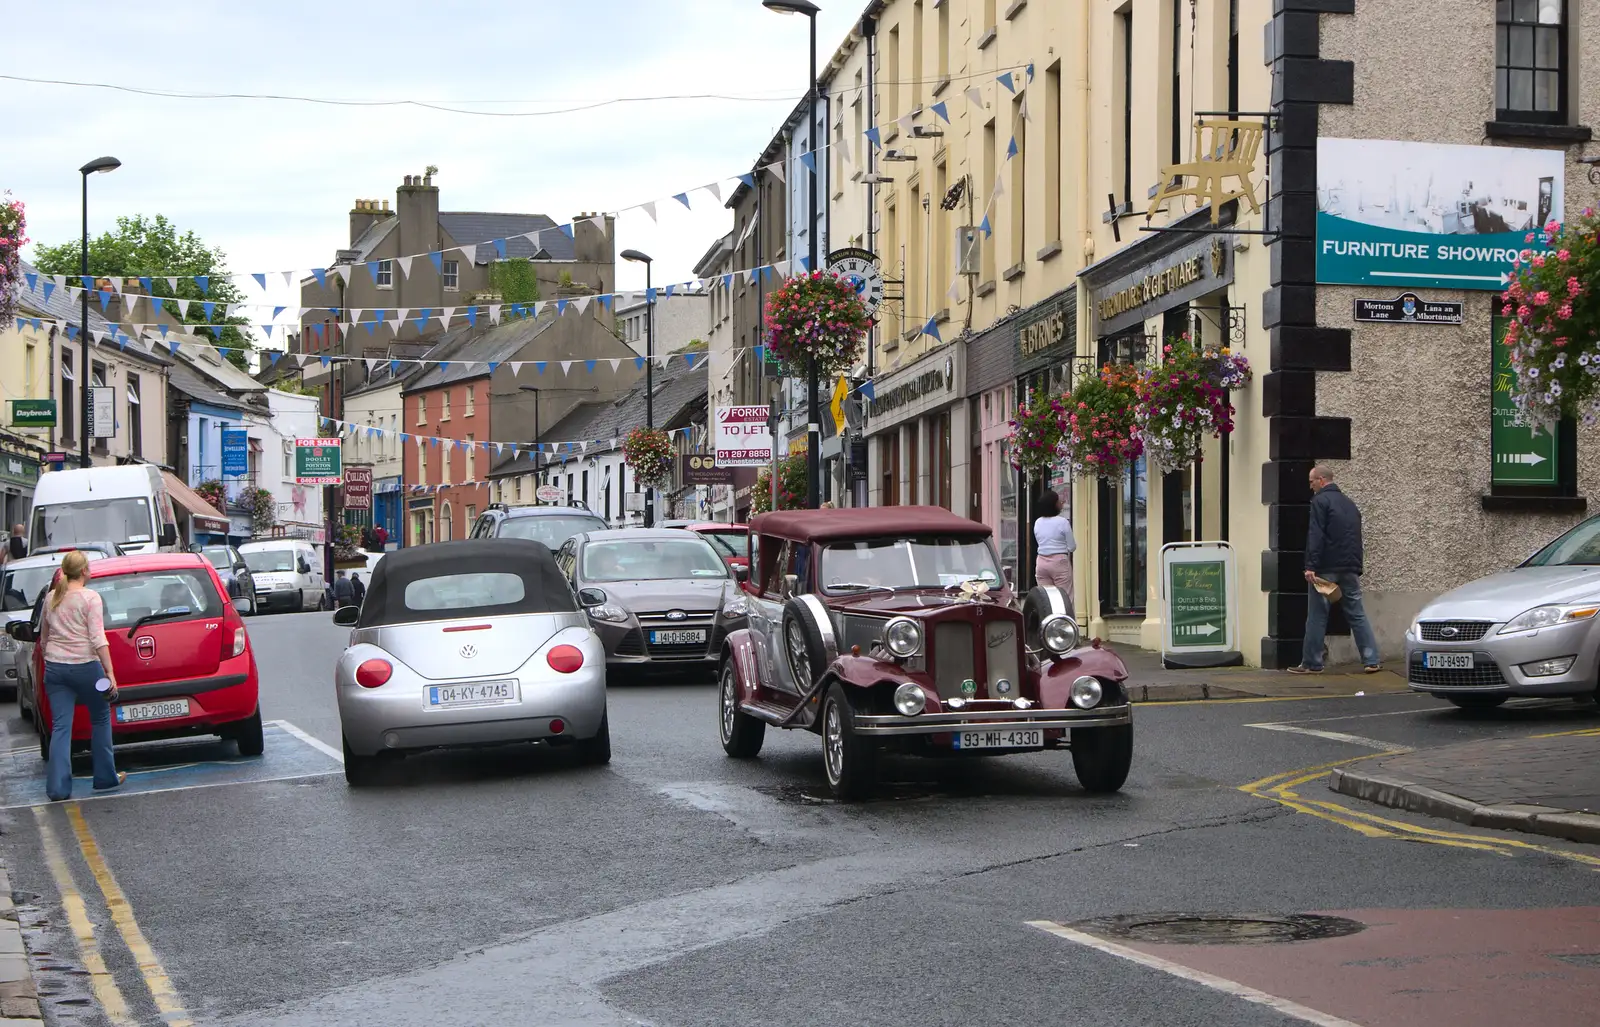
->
xmin=750 ymin=506 xmax=992 ymax=544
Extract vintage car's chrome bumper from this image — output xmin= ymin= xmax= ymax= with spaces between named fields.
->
xmin=851 ymin=703 xmax=1132 ymax=736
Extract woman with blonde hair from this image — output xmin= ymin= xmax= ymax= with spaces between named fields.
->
xmin=38 ymin=551 xmax=124 ymax=800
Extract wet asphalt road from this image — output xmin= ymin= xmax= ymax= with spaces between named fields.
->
xmin=1 ymin=610 xmax=1597 ymax=1027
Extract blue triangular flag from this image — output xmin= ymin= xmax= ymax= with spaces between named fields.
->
xmin=559 ymin=224 xmax=575 ymax=239
xmin=753 ymin=346 xmax=765 ymax=362
xmin=429 ymin=251 xmax=443 ymax=272
xmin=635 ymin=357 xmax=646 ymax=370
xmin=921 ymin=318 xmax=941 ymax=342
xmin=138 ymin=276 xmax=152 ymax=293
xmin=865 ymin=126 xmax=881 ymax=149
xmin=42 ymin=282 xmax=54 ymax=302
xmin=493 ymin=238 xmax=507 ymax=259
xmin=363 ymin=321 xmax=378 ymax=335
xmin=739 ymin=173 xmax=755 ymax=188
xmin=262 ymin=324 xmax=272 ymax=338
xmin=252 ymin=273 xmax=266 ymax=291
xmin=194 ymin=275 xmax=209 ymax=296
xmin=391 ymin=360 xmax=401 ymax=374
xmin=367 ymin=262 xmax=381 ymax=283
xmin=930 ymin=101 xmax=950 ymax=124
xmin=80 ymin=275 xmax=93 ymax=289
xmin=320 ymin=356 xmax=331 ymax=367
xmin=646 ymin=287 xmax=658 ymax=303
xmin=861 ymin=381 xmax=876 ymax=400
xmin=98 ymin=290 xmax=113 ymax=312
xmin=664 ymin=284 xmax=677 ymax=297
xmin=313 ymin=324 xmax=325 ymax=341
xmin=511 ymin=303 xmax=524 ymax=318
xmin=673 ymin=192 xmax=691 ymax=209
xmin=330 ymin=307 xmax=340 ymax=317
xmin=535 ymin=361 xmax=547 ymax=375
xmin=597 ymin=295 xmax=612 ymax=311
xmin=584 ymin=360 xmax=597 ymax=374
xmin=169 ymin=341 xmax=181 ymax=356
xmin=979 ymin=215 xmax=992 ymax=238
xmin=684 ymin=352 xmax=700 ymax=369
xmin=438 ymin=361 xmax=450 ymax=371
xmin=23 ymin=272 xmax=36 ymax=292
xmin=219 ymin=348 xmax=231 ymax=360
xmin=998 ymin=72 xmax=1016 ymax=93
xmin=202 ymin=301 xmax=216 ymax=320
xmin=64 ymin=326 xmax=79 ymax=341
xmin=799 ymin=152 xmax=816 ymax=175
xmin=466 ymin=307 xmax=478 ymax=326
xmin=272 ymin=306 xmax=286 ymax=320
xmin=487 ymin=361 xmax=498 ymax=372
xmin=1007 ymin=136 xmax=1018 ymax=159
xmin=722 ymin=273 xmax=733 ymax=289
xmin=799 ymin=257 xmax=811 ymax=272
xmin=556 ymin=299 xmax=569 ymax=316
xmin=312 ymin=268 xmax=326 ymax=288
xmin=1026 ymin=63 xmax=1035 ymax=82
xmin=269 ymin=351 xmax=281 ymax=365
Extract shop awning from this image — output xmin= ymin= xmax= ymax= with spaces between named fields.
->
xmin=161 ymin=470 xmax=230 ymax=533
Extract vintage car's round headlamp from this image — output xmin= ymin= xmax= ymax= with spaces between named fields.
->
xmin=883 ymin=617 xmax=922 ymax=658
xmin=1070 ymin=675 xmax=1103 ymax=709
xmin=994 ymin=677 xmax=1013 ymax=695
xmin=1041 ymin=614 xmax=1080 ymax=655
xmin=893 ymin=682 xmax=927 ymax=716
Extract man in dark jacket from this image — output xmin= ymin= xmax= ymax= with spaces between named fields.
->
xmin=332 ymin=571 xmax=356 ymax=609
xmin=350 ymin=573 xmax=366 ymax=606
xmin=1291 ymin=465 xmax=1381 ymax=674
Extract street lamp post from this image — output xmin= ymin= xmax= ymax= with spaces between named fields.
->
xmin=78 ymin=156 xmax=121 ymax=468
xmin=517 ymin=385 xmax=598 ymax=499
xmin=764 ymin=0 xmax=823 ymax=509
xmin=620 ymin=249 xmax=656 ymax=526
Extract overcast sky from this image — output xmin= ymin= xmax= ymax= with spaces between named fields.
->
xmin=5 ymin=1 xmax=864 ymax=331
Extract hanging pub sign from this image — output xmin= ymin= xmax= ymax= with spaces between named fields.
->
xmin=1354 ymin=293 xmax=1464 ymax=325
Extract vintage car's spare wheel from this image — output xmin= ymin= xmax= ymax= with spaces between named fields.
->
xmin=719 ymin=660 xmax=766 ymax=758
xmin=1023 ymin=586 xmax=1073 ymax=653
xmin=782 ymin=596 xmax=837 ymax=690
xmin=1072 ymin=722 xmax=1133 ymax=793
xmin=822 ymin=682 xmax=878 ymax=801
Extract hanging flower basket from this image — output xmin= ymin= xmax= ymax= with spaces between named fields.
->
xmin=751 ymin=454 xmax=808 ymax=514
xmin=332 ymin=522 xmax=364 ymax=564
xmin=1008 ymin=395 xmax=1072 ymax=476
xmin=1058 ymin=364 xmax=1145 ymax=480
xmin=1502 ymin=209 xmax=1600 ymax=430
xmin=195 ymin=479 xmax=226 ymax=513
xmin=763 ymin=271 xmax=872 ymax=376
xmin=1134 ymin=334 xmax=1253 ymax=469
xmin=0 ymin=192 xmax=27 ymax=331
xmin=623 ymin=427 xmax=673 ymax=490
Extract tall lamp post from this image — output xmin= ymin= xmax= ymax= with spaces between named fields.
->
xmin=620 ymin=249 xmax=656 ymax=526
xmin=763 ymin=0 xmax=822 ymax=509
xmin=78 ymin=156 xmax=121 ymax=468
xmin=517 ymin=385 xmax=598 ymax=497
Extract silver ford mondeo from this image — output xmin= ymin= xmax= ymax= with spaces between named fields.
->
xmin=333 ymin=538 xmax=608 ymax=785
xmin=1406 ymin=516 xmax=1600 ymax=709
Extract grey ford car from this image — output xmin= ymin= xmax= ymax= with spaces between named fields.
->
xmin=1406 ymin=515 xmax=1600 ymax=708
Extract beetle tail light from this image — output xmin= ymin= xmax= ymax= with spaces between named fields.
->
xmin=355 ymin=658 xmax=392 ymax=688
xmin=547 ymin=645 xmax=584 ymax=674
xmin=231 ymin=627 xmax=247 ymax=658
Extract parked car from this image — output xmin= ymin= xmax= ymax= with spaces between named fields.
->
xmin=31 ymin=541 xmax=126 ymax=559
xmin=555 ymin=528 xmax=747 ymax=679
xmin=468 ymin=504 xmax=608 ymax=549
xmin=1406 ymin=515 xmax=1600 ymax=709
xmin=239 ymin=538 xmax=325 ymax=613
xmin=333 ymin=538 xmax=609 ymax=786
xmin=2 ymin=549 xmax=114 ymax=710
xmin=196 ymin=545 xmax=258 ymax=615
xmin=680 ymin=523 xmax=751 ymax=574
xmin=716 ymin=506 xmax=1135 ymax=800
xmin=7 ymin=553 xmax=263 ymax=759
xmin=29 ymin=464 xmax=180 ymax=555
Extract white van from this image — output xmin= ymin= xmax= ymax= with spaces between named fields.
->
xmin=29 ymin=465 xmax=179 ymax=556
xmin=238 ymin=538 xmax=326 ymax=613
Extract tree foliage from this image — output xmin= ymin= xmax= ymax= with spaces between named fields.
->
xmin=32 ymin=214 xmax=252 ymax=368
xmin=487 ymin=259 xmax=540 ymax=304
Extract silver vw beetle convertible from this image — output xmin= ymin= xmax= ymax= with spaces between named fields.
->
xmin=333 ymin=538 xmax=608 ymax=784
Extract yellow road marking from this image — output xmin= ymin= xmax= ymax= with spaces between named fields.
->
xmin=66 ymin=804 xmax=194 ymax=1027
xmin=1141 ymin=692 xmax=1402 ymax=708
xmin=1529 ymin=725 xmax=1600 ymax=739
xmin=1240 ymin=757 xmax=1600 ymax=869
xmin=31 ymin=807 xmax=133 ymax=1026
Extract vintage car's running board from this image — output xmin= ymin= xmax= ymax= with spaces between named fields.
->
xmin=741 ymin=699 xmax=803 ymax=724
xmin=851 ymin=705 xmax=1133 ymax=736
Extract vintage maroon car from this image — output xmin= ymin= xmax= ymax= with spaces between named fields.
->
xmin=717 ymin=506 xmax=1133 ymax=799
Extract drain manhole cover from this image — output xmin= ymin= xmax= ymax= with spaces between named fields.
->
xmin=1074 ymin=912 xmax=1366 ymax=945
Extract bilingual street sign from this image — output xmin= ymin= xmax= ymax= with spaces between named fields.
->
xmin=1159 ymin=542 xmax=1242 ymax=669
xmin=1353 ymin=293 xmax=1463 ymax=325
xmin=293 ymin=437 xmax=343 ymax=485
xmin=1491 ymin=317 xmax=1558 ymax=486
xmin=9 ymin=399 xmax=56 ymax=428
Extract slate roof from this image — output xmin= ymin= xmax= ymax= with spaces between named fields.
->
xmin=439 ymin=212 xmax=575 ymax=262
xmin=349 ymin=218 xmax=398 ymax=261
xmin=169 ymin=361 xmax=246 ymax=411
xmin=13 ymin=260 xmax=170 ymax=368
xmin=400 ymin=316 xmax=558 ymax=394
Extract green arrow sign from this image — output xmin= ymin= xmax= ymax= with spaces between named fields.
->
xmin=1491 ymin=317 xmax=1558 ymax=486
xmin=1168 ymin=559 xmax=1227 ymax=649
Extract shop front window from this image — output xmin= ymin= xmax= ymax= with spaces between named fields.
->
xmin=1096 ymin=330 xmax=1151 ymax=615
xmin=998 ymin=438 xmax=1018 ymax=587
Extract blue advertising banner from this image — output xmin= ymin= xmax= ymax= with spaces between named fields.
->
xmin=221 ymin=428 xmax=249 ymax=477
xmin=1316 ymin=138 xmax=1564 ymax=291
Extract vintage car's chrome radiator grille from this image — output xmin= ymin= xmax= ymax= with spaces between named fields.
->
xmin=933 ymin=622 xmax=976 ymax=700
xmin=985 ymin=620 xmax=1021 ymax=690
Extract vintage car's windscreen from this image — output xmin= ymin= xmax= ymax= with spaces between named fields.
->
xmin=821 ymin=538 xmax=1002 ymax=593
xmin=1524 ymin=517 xmax=1600 ymax=566
xmin=87 ymin=568 xmax=225 ymax=628
xmin=358 ymin=539 xmax=575 ymax=626
xmin=581 ymin=539 xmax=729 ymax=582
xmin=498 ymin=514 xmax=608 ymax=549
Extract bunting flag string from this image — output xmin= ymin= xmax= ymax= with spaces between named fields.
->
xmin=317 ymin=415 xmax=697 ymax=462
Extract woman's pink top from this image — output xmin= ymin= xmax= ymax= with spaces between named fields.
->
xmin=42 ymin=587 xmax=109 ymax=664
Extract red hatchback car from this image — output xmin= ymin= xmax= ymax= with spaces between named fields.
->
xmin=10 ymin=553 xmax=262 ymax=760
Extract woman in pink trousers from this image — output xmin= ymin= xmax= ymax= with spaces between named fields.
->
xmin=1032 ymin=490 xmax=1076 ymax=610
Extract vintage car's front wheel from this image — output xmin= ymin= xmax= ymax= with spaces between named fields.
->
xmin=719 ymin=661 xmax=765 ymax=758
xmin=1071 ymin=723 xmax=1133 ymax=793
xmin=821 ymin=683 xmax=878 ymax=801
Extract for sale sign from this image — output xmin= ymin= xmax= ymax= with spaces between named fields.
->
xmin=713 ymin=406 xmax=773 ymax=467
xmin=294 ymin=438 xmax=343 ymax=485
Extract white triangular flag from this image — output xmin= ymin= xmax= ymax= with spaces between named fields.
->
xmin=282 ymin=271 xmax=295 ymax=289
xmin=351 ymin=308 xmax=364 ymax=324
xmin=106 ymin=277 xmax=123 ymax=292
xmin=397 ymin=255 xmax=415 ymax=280
xmin=165 ymin=277 xmax=179 ymax=292
xmin=397 ymin=308 xmax=411 ymax=321
xmin=575 ymin=296 xmax=592 ymax=315
xmin=560 ymin=360 xmax=573 ymax=376
xmin=175 ymin=298 xmax=190 ymax=317
xmin=442 ymin=306 xmax=456 ymax=325
xmin=839 ymin=133 xmax=853 ymax=166
xmin=993 ymin=172 xmax=1006 ymax=200
xmin=608 ymin=358 xmax=621 ymax=372
xmin=771 ymin=160 xmax=785 ymax=184
xmin=489 ymin=304 xmax=502 ymax=324
xmin=53 ymin=275 xmax=69 ymax=291
xmin=437 ymin=313 xmax=451 ymax=329
xmin=1020 ymin=90 xmax=1031 ymax=121
xmin=947 ymin=279 xmax=961 ymax=302
xmin=896 ymin=113 xmax=915 ymax=135
xmin=458 ymin=243 xmax=478 ymax=266
xmin=90 ymin=328 xmax=105 ymax=345
xmin=364 ymin=358 xmax=379 ymax=373
xmin=705 ymin=181 xmax=722 ymax=203
xmin=641 ymin=201 xmax=657 ymax=223
xmin=965 ymin=86 xmax=984 ymax=109
xmin=510 ymin=361 xmax=524 ymax=375
xmin=387 ymin=318 xmax=403 ymax=333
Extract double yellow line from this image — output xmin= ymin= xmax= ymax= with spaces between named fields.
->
xmin=32 ymin=803 xmax=192 ymax=1027
xmin=1240 ymin=749 xmax=1600 ymax=869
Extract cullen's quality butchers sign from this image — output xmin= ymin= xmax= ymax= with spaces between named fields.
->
xmin=713 ymin=406 xmax=773 ymax=467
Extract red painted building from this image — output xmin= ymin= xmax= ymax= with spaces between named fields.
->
xmin=401 ymin=373 xmax=490 ymax=545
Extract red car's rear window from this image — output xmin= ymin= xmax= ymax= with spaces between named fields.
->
xmin=88 ymin=567 xmax=224 ymax=630
xmin=699 ymin=530 xmax=749 ymax=558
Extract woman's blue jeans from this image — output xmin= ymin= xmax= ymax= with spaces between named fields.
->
xmin=44 ymin=660 xmax=120 ymax=800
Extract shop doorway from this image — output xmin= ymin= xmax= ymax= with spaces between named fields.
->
xmin=1095 ymin=331 xmax=1151 ymax=616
